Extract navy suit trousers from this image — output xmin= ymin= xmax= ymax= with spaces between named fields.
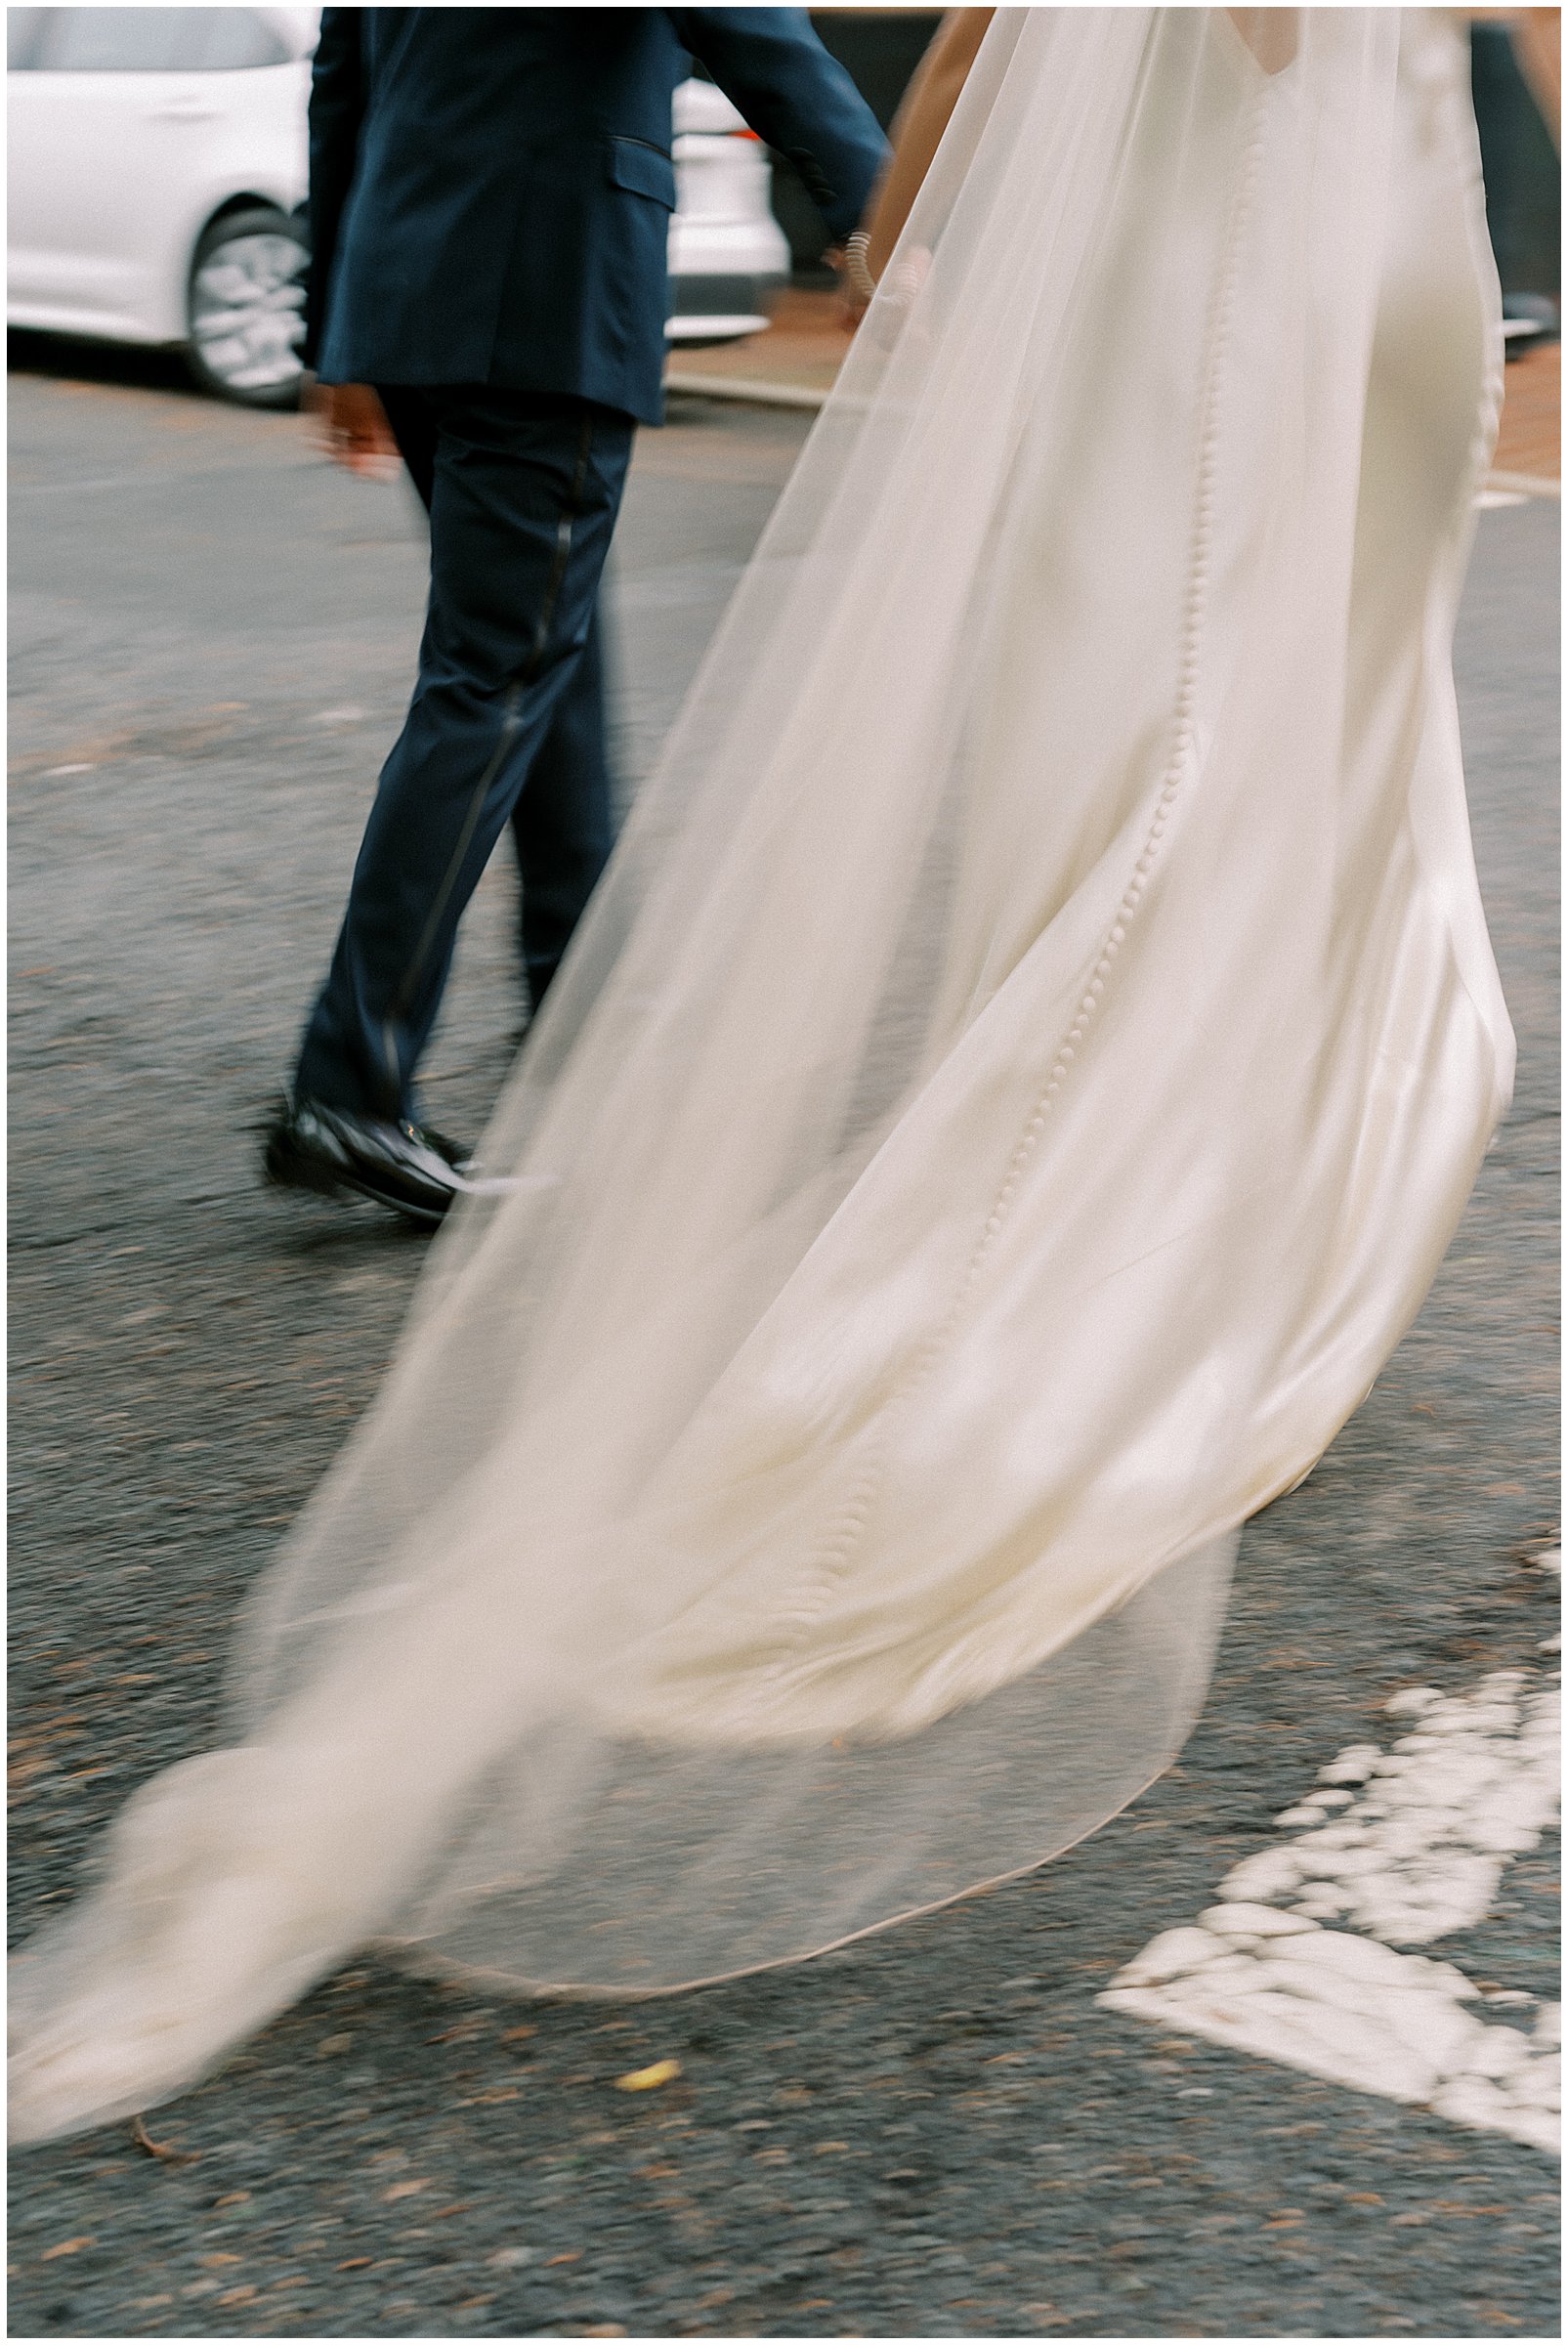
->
xmin=294 ymin=387 xmax=635 ymax=1122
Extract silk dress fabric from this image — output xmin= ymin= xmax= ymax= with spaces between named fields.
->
xmin=10 ymin=9 xmax=1514 ymax=2143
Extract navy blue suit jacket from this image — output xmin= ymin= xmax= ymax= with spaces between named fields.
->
xmin=306 ymin=8 xmax=886 ymax=423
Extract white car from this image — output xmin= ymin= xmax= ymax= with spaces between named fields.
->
xmin=669 ymin=76 xmax=789 ymax=344
xmin=8 ymin=6 xmax=317 ymax=405
xmin=8 ymin=8 xmax=789 ymax=409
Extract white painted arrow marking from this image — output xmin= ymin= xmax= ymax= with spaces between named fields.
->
xmin=1100 ymin=1551 xmax=1560 ymax=2155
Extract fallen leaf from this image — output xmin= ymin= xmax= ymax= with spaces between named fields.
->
xmin=614 ymin=2059 xmax=681 ymax=2093
xmin=40 ymin=2238 xmax=94 ymax=2262
xmin=382 ymin=2179 xmax=431 ymax=2203
xmin=131 ymin=2113 xmax=197 ymax=2165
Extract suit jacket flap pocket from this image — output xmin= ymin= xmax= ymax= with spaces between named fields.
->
xmin=607 ymin=135 xmax=677 ymax=208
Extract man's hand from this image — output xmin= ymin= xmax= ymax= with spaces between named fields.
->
xmin=307 ymin=379 xmax=402 ymax=481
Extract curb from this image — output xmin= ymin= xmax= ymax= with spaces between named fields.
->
xmin=662 ymin=387 xmax=1561 ymax=503
xmin=1486 ymin=468 xmax=1560 ymax=500
xmin=665 ymin=371 xmax=828 ymax=411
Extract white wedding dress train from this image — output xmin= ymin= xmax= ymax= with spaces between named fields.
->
xmin=11 ymin=8 xmax=1514 ymax=2144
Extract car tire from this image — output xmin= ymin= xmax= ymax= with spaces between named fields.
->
xmin=185 ymin=205 xmax=308 ymax=409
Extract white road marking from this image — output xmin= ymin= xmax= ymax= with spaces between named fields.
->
xmin=1100 ymin=1550 xmax=1560 ymax=2155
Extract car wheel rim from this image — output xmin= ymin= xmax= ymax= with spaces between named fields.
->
xmin=190 ymin=232 xmax=305 ymax=392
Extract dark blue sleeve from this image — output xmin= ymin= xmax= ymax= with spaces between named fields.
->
xmin=666 ymin=8 xmax=887 ymax=246
xmin=304 ymin=7 xmax=364 ymax=371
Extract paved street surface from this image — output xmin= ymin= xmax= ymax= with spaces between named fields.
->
xmin=8 ymin=339 xmax=1559 ymax=2340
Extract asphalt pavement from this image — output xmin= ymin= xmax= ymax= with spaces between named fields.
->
xmin=7 ymin=337 xmax=1559 ymax=2340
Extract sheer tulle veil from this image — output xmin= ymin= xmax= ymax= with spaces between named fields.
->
xmin=11 ymin=9 xmax=1513 ymax=2142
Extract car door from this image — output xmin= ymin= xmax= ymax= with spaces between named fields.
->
xmin=7 ymin=8 xmax=291 ymax=343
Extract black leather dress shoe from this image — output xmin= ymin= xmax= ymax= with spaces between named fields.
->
xmin=263 ymin=1097 xmax=473 ymax=1226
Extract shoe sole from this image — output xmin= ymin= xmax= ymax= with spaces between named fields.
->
xmin=263 ymin=1131 xmax=449 ymax=1228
